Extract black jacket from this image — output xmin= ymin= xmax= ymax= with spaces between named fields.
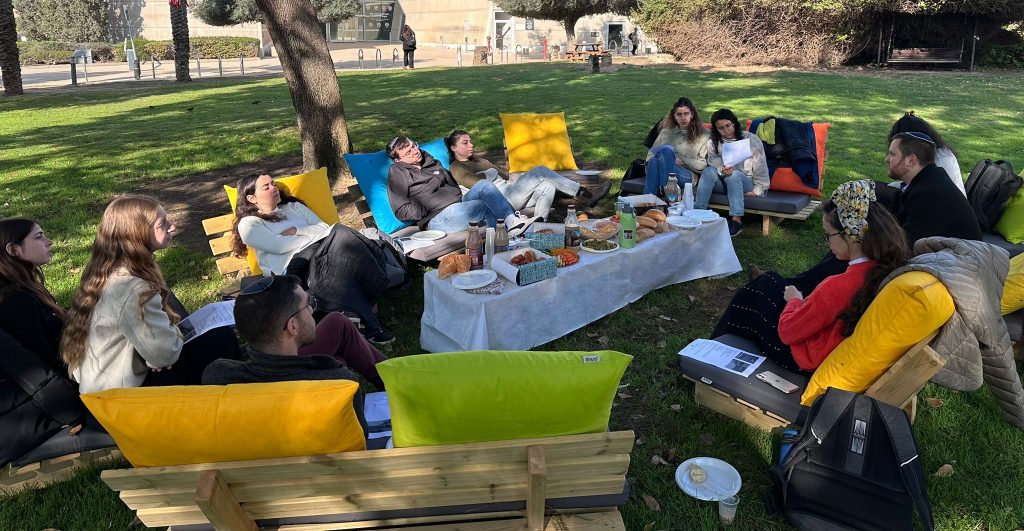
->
xmin=201 ymin=347 xmax=359 ymax=385
xmin=387 ymin=151 xmax=463 ymax=230
xmin=400 ymin=31 xmax=417 ymax=51
xmin=0 ymin=287 xmax=65 ymax=373
xmin=896 ymin=164 xmax=983 ymax=246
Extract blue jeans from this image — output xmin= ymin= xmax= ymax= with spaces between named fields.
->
xmin=645 ymin=145 xmax=693 ymax=195
xmin=427 ymin=180 xmax=514 ymax=232
xmin=696 ymin=167 xmax=753 ymax=217
xmin=499 ymin=166 xmax=580 ymax=220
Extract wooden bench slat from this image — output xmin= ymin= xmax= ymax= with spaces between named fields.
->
xmin=232 ymin=508 xmax=624 ymax=531
xmin=209 ymin=234 xmax=234 ymax=256
xmin=194 ymin=470 xmax=258 ymax=531
xmin=203 ymin=214 xmax=235 ymax=236
xmin=119 ymin=455 xmax=630 ymax=509
xmin=134 ymin=476 xmax=626 ymax=527
xmin=216 ymin=256 xmax=250 ymax=275
xmin=102 ymin=431 xmax=634 ymax=490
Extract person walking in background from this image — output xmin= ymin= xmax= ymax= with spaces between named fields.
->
xmin=400 ymin=25 xmax=417 ymax=70
xmin=628 ymin=30 xmax=639 ymax=55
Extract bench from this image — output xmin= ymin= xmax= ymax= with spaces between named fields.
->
xmin=347 ymin=184 xmax=468 ymax=263
xmin=888 ymin=48 xmax=962 ymax=67
xmin=101 ymin=430 xmax=635 ymax=530
xmin=708 ymin=191 xmax=822 ymax=236
xmin=679 ymin=332 xmax=946 ymax=431
xmin=1 ymin=427 xmax=119 ymax=493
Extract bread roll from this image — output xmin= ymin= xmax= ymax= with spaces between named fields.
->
xmin=636 ymin=228 xmax=656 ymax=242
xmin=438 ymin=253 xmax=471 ymax=279
xmin=642 ymin=209 xmax=667 ymax=222
xmin=637 ymin=216 xmax=658 ymax=229
xmin=655 ymin=222 xmax=672 ymax=233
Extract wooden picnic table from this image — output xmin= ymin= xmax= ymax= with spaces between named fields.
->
xmin=566 ymin=42 xmax=604 ymax=61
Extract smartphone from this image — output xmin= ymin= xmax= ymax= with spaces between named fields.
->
xmin=756 ymin=371 xmax=800 ymax=394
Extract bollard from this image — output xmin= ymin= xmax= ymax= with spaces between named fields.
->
xmin=457 ymin=46 xmax=462 ymax=67
xmin=357 ymin=48 xmax=364 ymax=69
xmin=218 ymin=56 xmax=223 ymax=76
xmin=515 ymin=45 xmax=522 ymax=63
xmin=375 ymin=48 xmax=382 ymax=69
xmin=150 ymin=55 xmax=156 ymax=79
xmin=392 ymin=48 xmax=399 ymax=68
xmin=82 ymin=58 xmax=89 ymax=84
xmin=134 ymin=56 xmax=142 ymax=80
xmin=240 ymin=54 xmax=245 ymax=75
xmin=70 ymin=60 xmax=78 ymax=86
xmin=195 ymin=57 xmax=201 ymax=77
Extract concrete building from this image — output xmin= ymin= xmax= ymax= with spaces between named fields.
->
xmin=120 ymin=0 xmax=654 ymax=54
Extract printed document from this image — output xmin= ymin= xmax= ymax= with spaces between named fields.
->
xmin=723 ymin=138 xmax=753 ymax=168
xmin=178 ymin=300 xmax=235 ymax=343
xmin=678 ymin=338 xmax=765 ymax=377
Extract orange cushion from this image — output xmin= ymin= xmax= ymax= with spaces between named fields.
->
xmin=743 ymin=120 xmax=830 ymax=198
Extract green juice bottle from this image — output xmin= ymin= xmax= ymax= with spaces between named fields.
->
xmin=619 ymin=205 xmax=637 ymax=249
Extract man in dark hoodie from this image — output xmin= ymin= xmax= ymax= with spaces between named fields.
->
xmin=385 ymin=136 xmax=539 ymax=236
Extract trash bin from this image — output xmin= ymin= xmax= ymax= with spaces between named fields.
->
xmin=126 ymin=49 xmax=138 ymax=71
xmin=73 ymin=49 xmax=93 ymax=64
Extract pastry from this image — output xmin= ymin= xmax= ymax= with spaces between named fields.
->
xmin=688 ymin=464 xmax=707 ymax=484
xmin=642 ymin=210 xmax=667 ymax=222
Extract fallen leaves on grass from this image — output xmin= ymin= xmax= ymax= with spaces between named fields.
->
xmin=670 ymin=404 xmax=681 ymax=411
xmin=651 ymin=454 xmax=670 ymax=466
xmin=617 ymin=392 xmax=635 ymax=400
xmin=657 ymin=340 xmax=667 ymax=348
xmin=667 ymin=447 xmax=677 ymax=461
xmin=597 ymin=336 xmax=610 ymax=346
xmin=932 ymin=464 xmax=955 ymax=477
xmin=925 ymin=397 xmax=944 ymax=408
xmin=643 ymin=523 xmax=655 ymax=531
xmin=659 ymin=315 xmax=676 ymax=321
xmin=643 ymin=493 xmax=662 ymax=512
xmin=688 ymin=295 xmax=696 ymax=302
xmin=587 ymin=331 xmax=599 ymax=338
xmin=698 ymin=433 xmax=715 ymax=446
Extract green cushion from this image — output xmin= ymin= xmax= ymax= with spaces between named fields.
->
xmin=995 ymin=186 xmax=1024 ymax=244
xmin=378 ymin=350 xmax=632 ymax=447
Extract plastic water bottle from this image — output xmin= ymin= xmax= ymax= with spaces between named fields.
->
xmin=665 ymin=175 xmax=681 ymax=204
xmin=619 ymin=205 xmax=637 ymax=249
xmin=683 ymin=182 xmax=695 ymax=211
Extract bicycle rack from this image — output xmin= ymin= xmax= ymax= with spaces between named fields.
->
xmin=393 ymin=48 xmax=399 ymax=68
xmin=515 ymin=45 xmax=523 ymax=62
xmin=375 ymin=48 xmax=382 ymax=69
xmin=357 ymin=48 xmax=364 ymax=69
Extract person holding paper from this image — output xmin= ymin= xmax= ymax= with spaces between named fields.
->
xmin=710 ymin=181 xmax=909 ymax=372
xmin=644 ymin=97 xmax=709 ymax=196
xmin=696 ymin=108 xmax=770 ymax=237
xmin=202 ymin=275 xmax=388 ymax=390
xmin=61 ymin=196 xmax=240 ymax=393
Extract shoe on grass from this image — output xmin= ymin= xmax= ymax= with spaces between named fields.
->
xmin=365 ymin=325 xmax=396 ymax=345
xmin=728 ymin=220 xmax=744 ymax=238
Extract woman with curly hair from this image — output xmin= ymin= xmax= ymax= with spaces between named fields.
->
xmin=710 ymin=180 xmax=909 ymax=372
xmin=61 ymin=196 xmax=237 ymax=393
xmin=644 ymin=97 xmax=709 ymax=195
xmin=231 ymin=174 xmax=404 ymax=345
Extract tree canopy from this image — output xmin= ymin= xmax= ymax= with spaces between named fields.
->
xmin=12 ymin=0 xmax=107 ymax=42
xmin=492 ymin=0 xmax=639 ymax=40
xmin=192 ymin=0 xmax=359 ymax=25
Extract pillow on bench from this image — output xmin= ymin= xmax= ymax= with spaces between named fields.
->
xmin=379 ymin=350 xmax=631 ymax=447
xmin=345 ymin=137 xmax=450 ymax=235
xmin=501 ymin=112 xmax=579 ymax=173
xmin=801 ymin=271 xmax=954 ymax=406
xmin=223 ymin=167 xmax=338 ymax=275
xmin=82 ymin=380 xmax=365 ymax=467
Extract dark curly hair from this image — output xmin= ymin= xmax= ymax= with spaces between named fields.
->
xmin=708 ymin=108 xmax=744 ymax=153
xmin=229 ymin=174 xmax=304 ymax=258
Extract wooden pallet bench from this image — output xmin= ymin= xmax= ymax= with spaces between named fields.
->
xmin=101 ymin=430 xmax=635 ymax=530
xmin=889 ymin=48 xmax=962 ymax=67
xmin=681 ymin=331 xmax=945 ymax=431
xmin=708 ymin=199 xmax=822 ymax=236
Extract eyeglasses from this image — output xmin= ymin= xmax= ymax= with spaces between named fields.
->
xmin=822 ymin=231 xmax=843 ymax=244
xmin=283 ymin=293 xmax=318 ymax=330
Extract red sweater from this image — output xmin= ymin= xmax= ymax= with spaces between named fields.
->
xmin=778 ymin=260 xmax=874 ymax=371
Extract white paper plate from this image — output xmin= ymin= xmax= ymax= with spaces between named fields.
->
xmin=580 ymin=240 xmax=620 ymax=253
xmin=410 ymin=230 xmax=447 ymax=241
xmin=576 ymin=170 xmax=602 ymax=176
xmin=451 ymin=269 xmax=497 ymax=290
xmin=683 ymin=209 xmax=720 ymax=223
xmin=675 ymin=457 xmax=742 ymax=501
xmin=666 ymin=215 xmax=701 ymax=230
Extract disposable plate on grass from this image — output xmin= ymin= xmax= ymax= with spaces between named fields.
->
xmin=675 ymin=457 xmax=742 ymax=501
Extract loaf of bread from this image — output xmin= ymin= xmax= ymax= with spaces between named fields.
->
xmin=636 ymin=228 xmax=656 ymax=242
xmin=642 ymin=209 xmax=667 ymax=222
xmin=655 ymin=222 xmax=672 ymax=233
xmin=438 ymin=253 xmax=471 ymax=279
xmin=637 ymin=216 xmax=658 ymax=229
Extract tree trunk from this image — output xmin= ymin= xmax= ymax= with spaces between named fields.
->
xmin=562 ymin=14 xmax=579 ymax=43
xmin=170 ymin=2 xmax=192 ymax=82
xmin=255 ymin=0 xmax=349 ymax=180
xmin=0 ymin=0 xmax=23 ymax=95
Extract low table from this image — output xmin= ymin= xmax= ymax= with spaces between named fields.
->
xmin=420 ymin=219 xmax=741 ymax=352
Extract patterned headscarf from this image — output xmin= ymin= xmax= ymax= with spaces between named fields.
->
xmin=830 ymin=180 xmax=875 ymax=242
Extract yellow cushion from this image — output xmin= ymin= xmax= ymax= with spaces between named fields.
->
xmin=1002 ymin=253 xmax=1024 ymax=315
xmin=801 ymin=271 xmax=954 ymax=406
xmin=82 ymin=380 xmax=365 ymax=467
xmin=223 ymin=167 xmax=338 ymax=275
xmin=500 ymin=112 xmax=579 ymax=173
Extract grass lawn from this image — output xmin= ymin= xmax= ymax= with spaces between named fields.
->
xmin=2 ymin=64 xmax=1024 ymax=530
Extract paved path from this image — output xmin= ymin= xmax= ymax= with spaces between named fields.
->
xmin=12 ymin=43 xmax=589 ymax=91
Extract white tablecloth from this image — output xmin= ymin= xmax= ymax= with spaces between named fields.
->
xmin=420 ymin=219 xmax=742 ymax=352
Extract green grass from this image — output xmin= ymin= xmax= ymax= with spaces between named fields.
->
xmin=2 ymin=64 xmax=1024 ymax=530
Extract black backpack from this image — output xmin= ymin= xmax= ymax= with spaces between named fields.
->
xmin=964 ymin=159 xmax=1022 ymax=231
xmin=769 ymin=388 xmax=934 ymax=531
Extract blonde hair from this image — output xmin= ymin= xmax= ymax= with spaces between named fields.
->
xmin=61 ymin=195 xmax=179 ymax=372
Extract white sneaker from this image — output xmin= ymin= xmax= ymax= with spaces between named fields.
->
xmin=507 ymin=213 xmax=542 ymax=238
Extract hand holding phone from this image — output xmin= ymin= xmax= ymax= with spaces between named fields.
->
xmin=756 ymin=371 xmax=799 ymax=394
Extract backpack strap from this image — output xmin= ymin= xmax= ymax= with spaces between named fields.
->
xmin=777 ymin=388 xmax=857 ymax=476
xmin=876 ymin=401 xmax=935 ymax=531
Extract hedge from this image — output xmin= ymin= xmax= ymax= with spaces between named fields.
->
xmin=17 ymin=37 xmax=260 ymax=65
xmin=981 ymin=44 xmax=1024 ymax=68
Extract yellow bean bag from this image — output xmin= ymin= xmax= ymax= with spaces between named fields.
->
xmin=223 ymin=167 xmax=338 ymax=275
xmin=82 ymin=380 xmax=364 ymax=467
xmin=500 ymin=112 xmax=579 ymax=173
xmin=1002 ymin=253 xmax=1024 ymax=315
xmin=801 ymin=271 xmax=954 ymax=406
xmin=379 ymin=350 xmax=631 ymax=447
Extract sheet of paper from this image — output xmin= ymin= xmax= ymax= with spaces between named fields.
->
xmin=178 ymin=300 xmax=235 ymax=344
xmin=364 ymin=391 xmax=391 ymax=425
xmin=395 ymin=237 xmax=440 ymax=255
xmin=722 ymin=138 xmax=753 ymax=168
xmin=678 ymin=338 xmax=765 ymax=377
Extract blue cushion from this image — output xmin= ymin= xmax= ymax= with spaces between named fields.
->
xmin=344 ymin=138 xmax=451 ymax=235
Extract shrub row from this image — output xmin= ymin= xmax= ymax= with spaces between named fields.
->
xmin=981 ymin=44 xmax=1024 ymax=68
xmin=17 ymin=37 xmax=260 ymax=65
